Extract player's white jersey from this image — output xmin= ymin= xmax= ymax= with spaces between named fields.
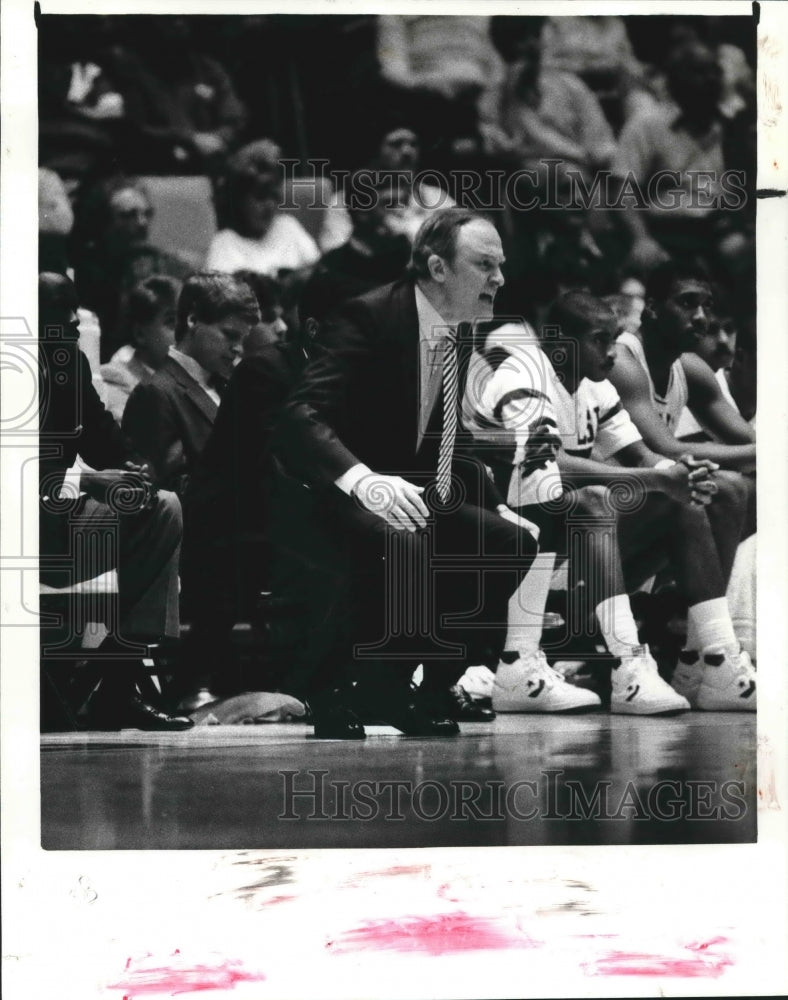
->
xmin=617 ymin=330 xmax=688 ymax=431
xmin=463 ymin=322 xmax=642 ymax=507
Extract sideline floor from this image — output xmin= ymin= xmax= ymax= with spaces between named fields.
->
xmin=41 ymin=712 xmax=756 ymax=850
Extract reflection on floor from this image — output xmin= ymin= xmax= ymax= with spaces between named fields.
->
xmin=41 ymin=713 xmax=756 ymax=850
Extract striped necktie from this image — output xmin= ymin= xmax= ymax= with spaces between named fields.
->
xmin=436 ymin=327 xmax=458 ymax=502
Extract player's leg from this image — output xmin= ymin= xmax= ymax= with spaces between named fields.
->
xmin=567 ymin=486 xmax=690 ymax=715
xmin=618 ymin=491 xmax=756 ymax=712
xmin=489 ymin=502 xmax=602 ymax=713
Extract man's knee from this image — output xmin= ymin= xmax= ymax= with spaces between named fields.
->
xmin=573 ymin=485 xmax=616 ymax=520
xmin=711 ymin=470 xmax=749 ymax=514
xmin=146 ymin=490 xmax=183 ymax=546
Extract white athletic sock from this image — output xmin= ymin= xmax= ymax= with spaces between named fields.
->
xmin=595 ymin=594 xmax=641 ymax=660
xmin=504 ymin=553 xmax=556 ymax=656
xmin=685 ymin=597 xmax=738 ymax=654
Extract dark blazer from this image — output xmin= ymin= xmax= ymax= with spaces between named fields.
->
xmin=39 ymin=342 xmax=128 ymax=498
xmin=185 ymin=344 xmax=303 ymax=533
xmin=275 ymin=278 xmax=504 ymax=509
xmin=39 ymin=341 xmax=129 ymax=562
xmin=122 ymin=354 xmax=218 ymax=496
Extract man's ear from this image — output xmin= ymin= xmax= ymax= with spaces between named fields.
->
xmin=427 ymin=253 xmax=445 ymax=283
xmin=641 ymin=297 xmax=657 ymax=324
xmin=185 ymin=312 xmax=197 ymax=333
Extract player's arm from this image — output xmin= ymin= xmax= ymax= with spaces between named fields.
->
xmin=682 ymin=352 xmax=756 ymax=446
xmin=556 ymin=449 xmax=666 ymax=492
xmin=607 ymin=348 xmax=756 ymax=472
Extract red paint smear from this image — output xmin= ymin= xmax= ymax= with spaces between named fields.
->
xmin=587 ymin=938 xmax=734 ymax=979
xmin=107 ymin=955 xmax=266 ymax=996
xmin=327 ymin=912 xmax=537 ymax=957
xmin=350 ymin=864 xmax=430 ymax=882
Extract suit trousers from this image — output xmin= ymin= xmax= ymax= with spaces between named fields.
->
xmin=40 ymin=490 xmax=182 ymax=645
xmin=272 ymin=472 xmax=537 ymax=693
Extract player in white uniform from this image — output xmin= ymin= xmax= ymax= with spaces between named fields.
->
xmin=674 ymin=313 xmax=757 ymax=662
xmin=464 ymin=291 xmax=755 ymax=713
xmin=607 ymin=262 xmax=755 ymax=707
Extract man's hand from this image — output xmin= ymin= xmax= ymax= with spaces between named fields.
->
xmin=521 ymin=417 xmax=561 ymax=479
xmin=353 ymin=474 xmax=430 ymax=532
xmin=497 ymin=504 xmax=541 ymax=541
xmin=81 ymin=465 xmax=157 ymax=512
xmin=658 ymin=455 xmax=719 ymax=507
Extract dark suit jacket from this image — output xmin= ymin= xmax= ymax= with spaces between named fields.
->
xmin=39 ymin=341 xmax=129 ymax=559
xmin=275 ymin=278 xmax=504 ymax=510
xmin=122 ymin=354 xmax=218 ymax=496
xmin=185 ymin=344 xmax=303 ymax=533
xmin=39 ymin=342 xmax=128 ymax=493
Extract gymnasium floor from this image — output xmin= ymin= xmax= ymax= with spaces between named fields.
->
xmin=41 ymin=712 xmax=756 ymax=850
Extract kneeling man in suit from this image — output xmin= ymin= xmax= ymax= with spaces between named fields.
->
xmin=274 ymin=208 xmax=539 ymax=738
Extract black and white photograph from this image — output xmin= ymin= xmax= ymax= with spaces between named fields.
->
xmin=2 ymin=1 xmax=787 ymax=997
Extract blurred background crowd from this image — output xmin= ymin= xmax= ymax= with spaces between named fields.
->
xmin=39 ymin=13 xmax=756 ymax=362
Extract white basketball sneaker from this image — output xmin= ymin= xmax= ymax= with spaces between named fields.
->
xmin=696 ymin=645 xmax=757 ymax=711
xmin=492 ymin=650 xmax=601 ymax=713
xmin=611 ymin=645 xmax=690 ymax=715
xmin=670 ymin=650 xmax=705 ymax=707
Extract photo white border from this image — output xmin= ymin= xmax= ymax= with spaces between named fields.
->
xmin=2 ymin=2 xmax=786 ymax=997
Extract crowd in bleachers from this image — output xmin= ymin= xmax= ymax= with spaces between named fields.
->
xmin=38 ymin=14 xmax=757 ymax=735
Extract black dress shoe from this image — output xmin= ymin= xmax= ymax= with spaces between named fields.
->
xmin=386 ymin=696 xmax=460 ymax=737
xmin=87 ymin=693 xmax=194 ymax=731
xmin=308 ymin=690 xmax=366 ymax=740
xmin=438 ymin=684 xmax=496 ymax=722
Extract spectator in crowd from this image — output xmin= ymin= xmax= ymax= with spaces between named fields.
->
xmin=122 ymin=272 xmax=260 ymax=497
xmin=612 ymin=41 xmax=753 ymax=273
xmin=39 ymin=167 xmax=75 ymax=275
xmin=322 ymin=120 xmax=458 ymax=253
xmin=38 ymin=16 xmax=127 ymax=186
xmin=494 ymin=17 xmax=617 ymax=181
xmin=465 ymin=292 xmax=755 ymax=713
xmin=274 ymin=209 xmax=538 ymax=738
xmin=540 ymin=15 xmax=654 ymax=130
xmin=303 ymin=171 xmax=412 ymax=321
xmin=178 ymin=274 xmax=305 ymax=709
xmin=497 ymin=177 xmax=621 ymax=325
xmin=71 ymin=176 xmax=192 ymax=362
xmin=376 ymin=14 xmax=505 ymax=122
xmin=106 ymin=15 xmax=246 ymax=174
xmin=205 ymin=140 xmax=321 ymax=277
xmin=232 ymin=271 xmax=289 ymax=358
xmin=99 ymin=276 xmax=181 ymax=422
xmin=38 ymin=272 xmax=192 ymax=731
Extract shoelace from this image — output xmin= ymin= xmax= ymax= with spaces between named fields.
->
xmin=525 ymin=651 xmax=566 ymax=687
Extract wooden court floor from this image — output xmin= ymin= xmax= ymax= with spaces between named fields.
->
xmin=41 ymin=712 xmax=756 ymax=850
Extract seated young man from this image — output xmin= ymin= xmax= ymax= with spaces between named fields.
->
xmin=606 ymin=260 xmax=756 ymax=687
xmin=177 ymin=275 xmax=301 ymax=710
xmin=122 ymin=272 xmax=261 ymax=497
xmin=464 ymin=290 xmax=755 ymax=713
xmin=38 ymin=272 xmax=192 ymax=731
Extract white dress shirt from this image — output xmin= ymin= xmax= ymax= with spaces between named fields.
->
xmin=334 ymin=284 xmax=454 ymax=495
xmin=169 ymin=346 xmax=221 ymax=407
